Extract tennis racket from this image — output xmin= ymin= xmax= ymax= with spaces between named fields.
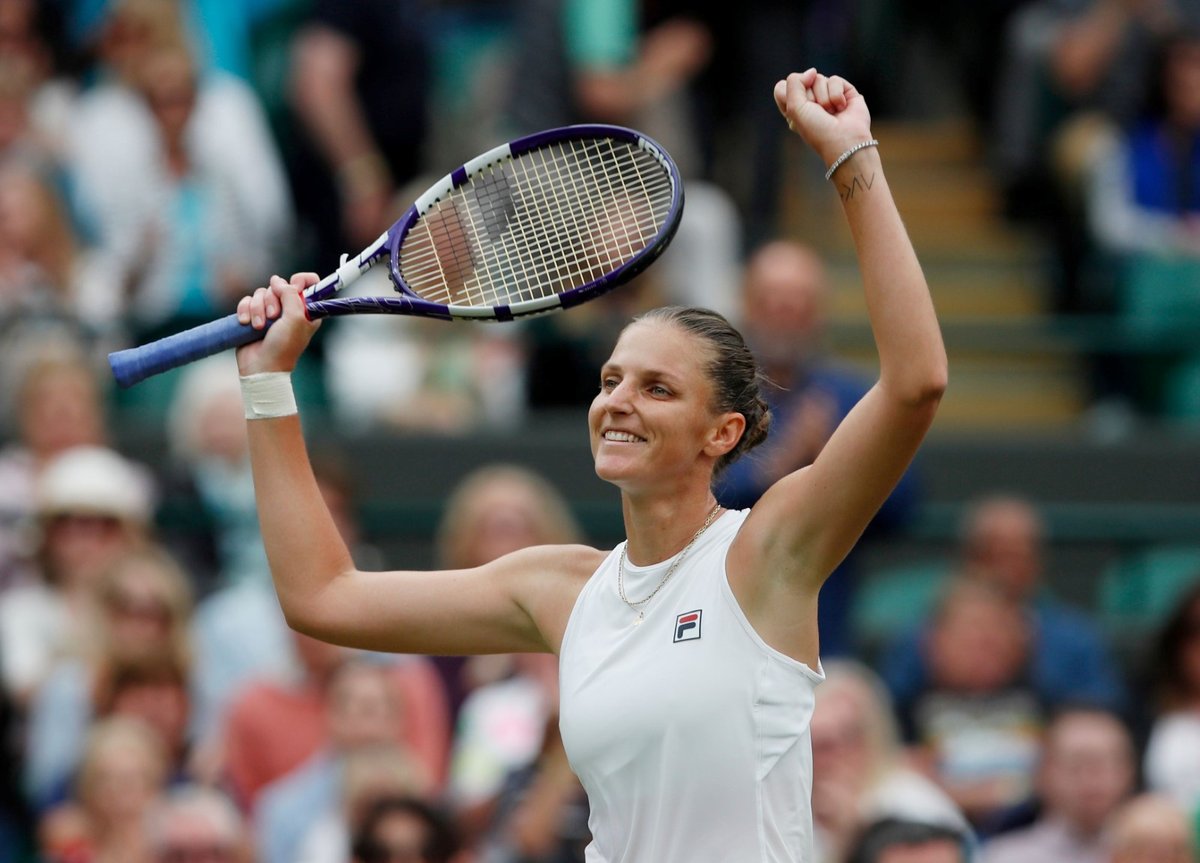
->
xmin=109 ymin=124 xmax=684 ymax=388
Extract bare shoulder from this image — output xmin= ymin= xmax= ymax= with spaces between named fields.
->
xmin=492 ymin=542 xmax=609 ymax=652
xmin=493 ymin=542 xmax=607 ymax=579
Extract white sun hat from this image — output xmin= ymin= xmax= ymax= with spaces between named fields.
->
xmin=35 ymin=445 xmax=156 ymax=524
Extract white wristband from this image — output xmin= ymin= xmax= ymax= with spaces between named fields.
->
xmin=240 ymin=372 xmax=298 ymax=420
xmin=824 ymin=138 xmax=880 ymax=182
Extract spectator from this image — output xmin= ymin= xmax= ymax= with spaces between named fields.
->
xmin=1084 ymin=26 xmax=1200 ymax=413
xmin=845 ymin=818 xmax=972 ymax=863
xmin=68 ymin=0 xmax=291 ymax=337
xmin=482 ymin=712 xmax=590 ymax=863
xmin=98 ymin=660 xmax=193 ymax=781
xmin=0 ymin=160 xmax=121 ymax=346
xmin=988 ymin=0 xmax=1200 ymax=315
xmin=65 ymin=0 xmax=183 ymax=240
xmin=253 ymin=657 xmax=433 ymax=863
xmin=1106 ymin=793 xmax=1195 ymax=863
xmin=24 ymin=545 xmax=194 ymax=811
xmin=220 ymin=631 xmax=449 ymax=816
xmin=0 ymin=352 xmax=107 ymax=591
xmin=296 ymin=745 xmax=430 ymax=863
xmin=218 ymin=631 xmax=348 ymax=812
xmin=351 ymin=796 xmax=460 ymax=863
xmin=883 ymin=495 xmax=1125 ymax=719
xmin=37 ymin=715 xmax=170 ymax=863
xmin=982 ymin=706 xmax=1136 ymax=863
xmin=0 ymin=0 xmax=75 ymax=168
xmin=716 ymin=239 xmax=919 ymax=656
xmin=301 ymin=2 xmax=513 ymax=437
xmin=810 ymin=660 xmax=971 ymax=863
xmin=288 ymin=0 xmax=431 ymax=262
xmin=145 ymin=785 xmax=252 ymax=863
xmin=324 ymin=313 xmax=529 ymax=435
xmin=211 ymin=466 xmax=447 ymax=809
xmin=433 ymin=465 xmax=581 ymax=717
xmin=1142 ymin=582 xmax=1200 ymax=814
xmin=0 ymin=444 xmax=154 ymax=705
xmin=422 ymin=465 xmax=588 ymax=861
xmin=507 ymin=0 xmax=711 ymax=176
xmin=1088 ymin=27 xmax=1200 ymax=259
xmin=505 ymin=0 xmax=741 ymax=318
xmin=189 ymin=451 xmax=406 ymax=750
xmin=991 ymin=0 xmax=1187 ymax=215
xmin=896 ymin=580 xmax=1045 ymax=830
xmin=160 ymin=354 xmax=267 ymax=595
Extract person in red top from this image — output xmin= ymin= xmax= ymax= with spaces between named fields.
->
xmin=220 ymin=632 xmax=449 ymax=810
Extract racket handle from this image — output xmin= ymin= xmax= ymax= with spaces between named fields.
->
xmin=108 ymin=313 xmax=265 ymax=388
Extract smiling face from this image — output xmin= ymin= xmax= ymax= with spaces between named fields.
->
xmin=588 ymin=319 xmax=735 ymax=494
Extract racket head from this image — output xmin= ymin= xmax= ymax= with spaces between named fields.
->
xmin=375 ymin=125 xmax=684 ymax=321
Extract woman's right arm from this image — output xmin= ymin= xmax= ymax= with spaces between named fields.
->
xmin=235 ymin=275 xmax=593 ymax=655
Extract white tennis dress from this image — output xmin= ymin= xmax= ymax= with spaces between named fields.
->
xmin=558 ymin=508 xmax=824 ymax=862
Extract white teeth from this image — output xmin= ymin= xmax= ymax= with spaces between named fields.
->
xmin=604 ymin=431 xmax=643 ymax=442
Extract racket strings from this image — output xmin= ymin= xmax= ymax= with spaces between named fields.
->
xmin=531 ymin=140 xmax=656 ymax=295
xmin=434 ymin=141 xmax=668 ymax=306
xmin=398 ymin=138 xmax=674 ymax=308
xmin=516 ymin=139 xmax=666 ymax=298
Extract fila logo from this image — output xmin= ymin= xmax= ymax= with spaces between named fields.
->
xmin=673 ymin=609 xmax=702 ymax=643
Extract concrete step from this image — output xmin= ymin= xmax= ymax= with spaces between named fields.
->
xmin=783 ymin=120 xmax=1030 ymax=257
xmin=934 ymin=363 xmax=1090 ymax=428
xmin=829 ymin=353 xmax=1087 ymax=430
xmin=870 ymin=119 xmax=983 ymax=166
xmin=882 ymin=351 xmax=1086 ymax=429
xmin=780 ymin=118 xmax=1093 ymax=430
xmin=786 ymin=183 xmax=1035 ymax=258
xmin=826 ymin=259 xmax=1049 ymax=319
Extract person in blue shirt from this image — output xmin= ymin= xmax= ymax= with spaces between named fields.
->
xmin=881 ymin=494 xmax=1126 ymax=717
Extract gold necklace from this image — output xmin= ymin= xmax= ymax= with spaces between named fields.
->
xmin=617 ymin=502 xmax=722 ymax=626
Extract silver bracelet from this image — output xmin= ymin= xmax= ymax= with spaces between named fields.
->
xmin=824 ymin=139 xmax=880 ymax=182
xmin=240 ymin=371 xmax=298 ymax=420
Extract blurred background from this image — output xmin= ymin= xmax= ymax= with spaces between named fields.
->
xmin=1 ymin=0 xmax=1200 ymax=861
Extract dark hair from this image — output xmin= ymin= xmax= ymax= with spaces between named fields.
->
xmin=845 ymin=818 xmax=970 ymax=863
xmin=1153 ymin=580 xmax=1200 ymax=709
xmin=1141 ymin=26 xmax=1200 ymax=125
xmin=352 ymin=796 xmax=459 ymax=863
xmin=634 ymin=306 xmax=771 ymax=473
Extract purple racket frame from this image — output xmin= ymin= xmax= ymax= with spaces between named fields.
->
xmin=108 ymin=124 xmax=684 ymax=388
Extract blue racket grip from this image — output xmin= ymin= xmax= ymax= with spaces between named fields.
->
xmin=108 ymin=312 xmax=266 ymax=388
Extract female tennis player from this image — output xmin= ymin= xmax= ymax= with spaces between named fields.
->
xmin=234 ymin=68 xmax=946 ymax=861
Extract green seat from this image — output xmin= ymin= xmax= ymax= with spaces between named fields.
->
xmin=1164 ymin=356 xmax=1200 ymax=421
xmin=1122 ymin=256 xmax=1200 ymax=327
xmin=1099 ymin=545 xmax=1200 ymax=633
xmin=852 ymin=559 xmax=951 ymax=649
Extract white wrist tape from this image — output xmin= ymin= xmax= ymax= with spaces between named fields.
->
xmin=240 ymin=372 xmax=298 ymax=420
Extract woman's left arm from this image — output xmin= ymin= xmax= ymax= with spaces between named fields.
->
xmin=735 ymin=70 xmax=947 ymax=598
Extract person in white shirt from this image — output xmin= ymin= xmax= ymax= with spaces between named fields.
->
xmin=1143 ymin=583 xmax=1200 ymax=814
xmin=229 ymin=68 xmax=947 ymax=862
xmin=811 ymin=660 xmax=971 ymax=863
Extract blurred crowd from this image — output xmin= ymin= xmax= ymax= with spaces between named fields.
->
xmin=2 ymin=0 xmax=1200 ymax=862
